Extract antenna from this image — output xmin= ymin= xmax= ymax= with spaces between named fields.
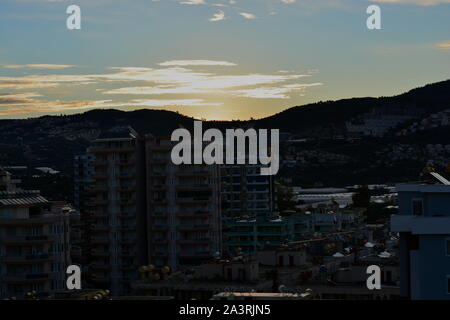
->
xmin=430 ymin=172 xmax=450 ymax=185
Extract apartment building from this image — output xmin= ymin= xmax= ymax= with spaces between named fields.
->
xmin=73 ymin=154 xmax=95 ymax=212
xmin=224 ymin=215 xmax=312 ymax=255
xmin=220 ymin=164 xmax=273 ymax=219
xmin=0 ymin=167 xmax=78 ymax=299
xmin=145 ymin=135 xmax=221 ymax=270
xmin=391 ymin=182 xmax=450 ymax=300
xmin=79 ymin=128 xmax=222 ymax=294
xmin=84 ymin=127 xmax=147 ymax=295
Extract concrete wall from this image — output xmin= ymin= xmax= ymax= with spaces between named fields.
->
xmin=398 ymin=191 xmax=450 ymax=217
xmin=194 ymin=261 xmax=259 ymax=282
xmin=416 ymin=235 xmax=450 ymax=300
xmin=257 ymin=250 xmax=307 ymax=267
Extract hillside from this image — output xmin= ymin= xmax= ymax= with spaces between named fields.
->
xmin=0 ymin=79 xmax=449 ymax=185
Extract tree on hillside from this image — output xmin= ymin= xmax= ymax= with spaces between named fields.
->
xmin=276 ymin=183 xmax=297 ymax=213
xmin=352 ymin=185 xmax=371 ymax=208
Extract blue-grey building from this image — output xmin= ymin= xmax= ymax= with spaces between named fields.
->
xmin=391 ymin=184 xmax=450 ymax=300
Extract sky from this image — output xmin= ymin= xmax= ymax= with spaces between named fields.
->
xmin=0 ymin=0 xmax=449 ymax=120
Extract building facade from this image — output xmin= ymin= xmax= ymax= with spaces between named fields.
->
xmin=145 ymin=135 xmax=222 ymax=270
xmin=79 ymin=129 xmax=222 ymax=295
xmin=0 ymin=167 xmax=77 ymax=299
xmin=220 ymin=164 xmax=273 ymax=219
xmin=83 ymin=127 xmax=145 ymax=295
xmin=391 ymin=183 xmax=450 ymax=300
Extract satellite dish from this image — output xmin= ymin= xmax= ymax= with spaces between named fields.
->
xmin=161 ymin=266 xmax=171 ymax=274
xmin=139 ymin=266 xmax=149 ymax=273
xmin=365 ymin=242 xmax=375 ymax=248
xmin=332 ymin=252 xmax=345 ymax=258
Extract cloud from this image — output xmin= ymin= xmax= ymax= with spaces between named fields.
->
xmin=158 ymin=60 xmax=237 ymax=66
xmin=0 ymin=92 xmax=119 ymax=115
xmin=371 ymin=0 xmax=450 ymax=5
xmin=125 ymin=99 xmax=223 ymax=107
xmin=435 ymin=41 xmax=450 ymax=49
xmin=0 ymin=92 xmax=221 ymax=116
xmin=0 ymin=92 xmax=43 ymax=104
xmin=3 ymin=64 xmax=75 ymax=70
xmin=0 ymin=61 xmax=321 ymax=116
xmin=233 ymin=83 xmax=322 ymax=99
xmin=179 ymin=0 xmax=207 ymax=5
xmin=0 ymin=74 xmax=95 ymax=90
xmin=239 ymin=12 xmax=257 ymax=19
xmin=209 ymin=10 xmax=225 ymax=21
xmin=101 ymin=68 xmax=309 ymax=96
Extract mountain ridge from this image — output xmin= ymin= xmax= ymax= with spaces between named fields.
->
xmin=0 ymin=79 xmax=449 ymax=178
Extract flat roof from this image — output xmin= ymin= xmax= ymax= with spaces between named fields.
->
xmin=396 ymin=184 xmax=450 ymax=193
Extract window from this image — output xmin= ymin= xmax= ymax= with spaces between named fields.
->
xmin=447 ymin=276 xmax=450 ymax=294
xmin=289 ymin=255 xmax=294 ymax=267
xmin=412 ymin=199 xmax=423 ymax=216
xmin=278 ymin=255 xmax=284 ymax=266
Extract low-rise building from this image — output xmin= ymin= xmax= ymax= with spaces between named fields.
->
xmin=391 ymin=183 xmax=450 ymax=300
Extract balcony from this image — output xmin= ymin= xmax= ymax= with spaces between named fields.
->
xmin=120 ymin=225 xmax=136 ymax=231
xmin=177 ymin=210 xmax=211 ymax=217
xmin=93 ymin=160 xmax=108 ymax=167
xmin=93 ymin=173 xmax=108 ymax=180
xmin=90 ymin=211 xmax=109 ymax=218
xmin=149 ymin=158 xmax=168 ymax=165
xmin=150 ymin=198 xmax=167 ymax=204
xmin=91 ymin=237 xmax=109 ymax=244
xmin=177 ymin=224 xmax=210 ymax=231
xmin=120 ymin=265 xmax=136 ymax=271
xmin=177 ymin=238 xmax=211 ymax=244
xmin=91 ymin=225 xmax=109 ymax=231
xmin=119 ymin=185 xmax=136 ymax=192
xmin=89 ymin=146 xmax=135 ymax=154
xmin=0 ymin=253 xmax=53 ymax=263
xmin=176 ymin=184 xmax=211 ymax=191
xmin=152 ymin=224 xmax=168 ymax=230
xmin=91 ymin=250 xmax=110 ymax=257
xmin=120 ymin=212 xmax=135 ymax=219
xmin=178 ymin=252 xmax=212 ymax=258
xmin=0 ymin=235 xmax=54 ymax=244
xmin=152 ymin=239 xmax=168 ymax=244
xmin=89 ymin=185 xmax=108 ymax=193
xmin=176 ymin=170 xmax=210 ymax=177
xmin=120 ymin=198 xmax=136 ymax=205
xmin=119 ymin=159 xmax=136 ymax=166
xmin=0 ymin=273 xmax=54 ymax=282
xmin=176 ymin=197 xmax=211 ymax=204
xmin=119 ymin=238 xmax=136 ymax=244
xmin=119 ymin=172 xmax=135 ymax=179
xmin=90 ymin=264 xmax=110 ymax=270
xmin=148 ymin=172 xmax=167 ymax=177
xmin=120 ymin=251 xmax=137 ymax=257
